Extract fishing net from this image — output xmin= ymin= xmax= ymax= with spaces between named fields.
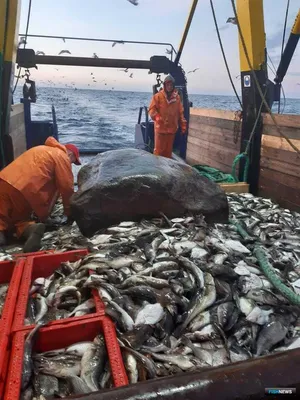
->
xmin=192 ymin=165 xmax=237 ymax=184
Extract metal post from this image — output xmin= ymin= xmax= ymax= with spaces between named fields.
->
xmin=237 ymin=0 xmax=267 ymax=194
xmin=174 ymin=0 xmax=198 ymax=65
xmin=0 ymin=0 xmax=22 ymax=168
xmin=275 ymin=9 xmax=300 ymax=87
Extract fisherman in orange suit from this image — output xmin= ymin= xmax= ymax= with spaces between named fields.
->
xmin=0 ymin=137 xmax=81 ymax=253
xmin=149 ymin=74 xmax=187 ymax=158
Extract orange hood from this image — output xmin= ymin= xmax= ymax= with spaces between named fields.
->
xmin=45 ymin=137 xmax=68 ymax=154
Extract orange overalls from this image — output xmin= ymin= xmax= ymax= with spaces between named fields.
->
xmin=0 ymin=137 xmax=74 ymax=237
xmin=149 ymin=89 xmax=187 ymax=158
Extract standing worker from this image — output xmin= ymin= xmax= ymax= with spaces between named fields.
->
xmin=149 ymin=74 xmax=187 ymax=158
xmin=0 ymin=137 xmax=81 ymax=253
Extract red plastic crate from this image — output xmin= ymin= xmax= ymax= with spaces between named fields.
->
xmin=0 ymin=259 xmax=25 ymax=396
xmin=14 ymin=249 xmax=54 ymax=259
xmin=12 ymin=250 xmax=105 ymax=331
xmin=4 ymin=316 xmax=128 ymax=399
xmin=0 ymin=349 xmax=10 ymax=399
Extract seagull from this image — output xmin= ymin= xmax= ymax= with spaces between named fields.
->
xmin=18 ymin=37 xmax=27 ymax=47
xmin=129 ymin=73 xmax=133 ymax=78
xmin=91 ymin=72 xmax=94 ymax=75
xmin=58 ymin=50 xmax=71 ymax=55
xmin=112 ymin=41 xmax=125 ymax=47
xmin=226 ymin=17 xmax=237 ymax=25
xmin=165 ymin=48 xmax=172 ymax=55
xmin=127 ymin=0 xmax=138 ymax=5
xmin=119 ymin=68 xmax=129 ymax=73
xmin=36 ymin=51 xmax=45 ymax=55
xmin=187 ymin=67 xmax=200 ymax=74
xmin=93 ymin=53 xmax=98 ymax=58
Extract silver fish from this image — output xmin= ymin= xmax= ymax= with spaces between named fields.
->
xmin=80 ymin=335 xmax=106 ymax=391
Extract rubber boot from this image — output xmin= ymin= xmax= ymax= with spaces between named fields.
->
xmin=22 ymin=223 xmax=46 ymax=253
xmin=0 ymin=232 xmax=6 ymax=247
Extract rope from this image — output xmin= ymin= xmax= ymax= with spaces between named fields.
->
xmin=254 ymin=245 xmax=300 ymax=306
xmin=267 ymin=53 xmax=287 ymax=114
xmin=278 ymin=0 xmax=290 ymax=114
xmin=13 ymin=0 xmax=32 ymax=95
xmin=230 ymin=0 xmax=300 ymax=156
xmin=229 ymin=218 xmax=253 ymax=241
xmin=231 ymin=153 xmax=249 ymax=182
xmin=209 ymin=0 xmax=243 ymax=110
xmin=231 ymin=89 xmax=266 ymax=182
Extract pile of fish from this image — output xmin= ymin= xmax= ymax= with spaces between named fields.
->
xmin=0 ymin=252 xmax=14 ymax=261
xmin=26 ymin=262 xmax=97 ymax=325
xmin=18 ymin=193 xmax=300 ymax=391
xmin=0 ymin=283 xmax=8 ymax=317
xmin=21 ymin=331 xmax=113 ymax=398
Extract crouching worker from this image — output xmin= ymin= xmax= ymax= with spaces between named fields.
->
xmin=149 ymin=74 xmax=187 ymax=158
xmin=0 ymin=137 xmax=81 ymax=253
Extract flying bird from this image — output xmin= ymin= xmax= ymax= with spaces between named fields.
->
xmin=91 ymin=72 xmax=94 ymax=75
xmin=36 ymin=51 xmax=45 ymax=55
xmin=127 ymin=0 xmax=138 ymax=5
xmin=93 ymin=53 xmax=98 ymax=58
xmin=226 ymin=17 xmax=237 ymax=25
xmin=119 ymin=68 xmax=129 ymax=73
xmin=62 ymin=37 xmax=66 ymax=42
xmin=165 ymin=48 xmax=172 ymax=55
xmin=54 ymin=68 xmax=59 ymax=71
xmin=129 ymin=73 xmax=133 ymax=78
xmin=112 ymin=40 xmax=125 ymax=47
xmin=58 ymin=50 xmax=71 ymax=55
xmin=187 ymin=67 xmax=200 ymax=74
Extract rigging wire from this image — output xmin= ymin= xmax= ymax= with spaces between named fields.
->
xmin=209 ymin=0 xmax=243 ymax=110
xmin=267 ymin=54 xmax=286 ymax=114
xmin=278 ymin=0 xmax=290 ymax=113
xmin=230 ymin=0 xmax=300 ymax=155
xmin=13 ymin=0 xmax=32 ymax=95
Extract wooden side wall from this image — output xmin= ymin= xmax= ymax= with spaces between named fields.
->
xmin=9 ymin=103 xmax=26 ymax=158
xmin=259 ymin=113 xmax=300 ymax=211
xmin=186 ymin=108 xmax=242 ymax=174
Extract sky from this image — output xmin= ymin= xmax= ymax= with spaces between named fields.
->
xmin=16 ymin=0 xmax=300 ymax=97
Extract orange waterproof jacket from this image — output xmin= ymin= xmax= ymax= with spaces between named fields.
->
xmin=0 ymin=137 xmax=74 ymax=221
xmin=149 ymin=89 xmax=187 ymax=135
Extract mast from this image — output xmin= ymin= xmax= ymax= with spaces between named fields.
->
xmin=174 ymin=0 xmax=199 ymax=65
xmin=0 ymin=0 xmax=22 ymax=168
xmin=236 ymin=0 xmax=267 ymax=194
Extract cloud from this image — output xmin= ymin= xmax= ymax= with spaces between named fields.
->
xmin=267 ymin=24 xmax=292 ymax=51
